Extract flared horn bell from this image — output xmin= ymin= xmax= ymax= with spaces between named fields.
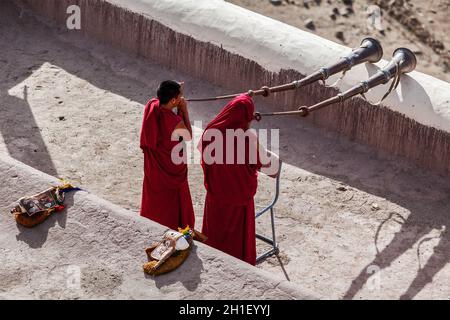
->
xmin=392 ymin=47 xmax=417 ymax=74
xmin=354 ymin=37 xmax=384 ymax=64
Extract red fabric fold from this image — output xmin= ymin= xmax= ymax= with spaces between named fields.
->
xmin=199 ymin=94 xmax=261 ymax=265
xmin=140 ymin=99 xmax=195 ymax=230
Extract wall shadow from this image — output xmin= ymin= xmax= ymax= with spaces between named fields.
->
xmin=0 ymin=2 xmax=57 ymax=176
xmin=0 ymin=82 xmax=58 ymax=176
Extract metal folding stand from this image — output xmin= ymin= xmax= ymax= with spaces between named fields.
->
xmin=255 ymin=161 xmax=282 ymax=263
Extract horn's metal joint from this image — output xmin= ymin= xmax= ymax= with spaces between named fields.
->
xmin=381 ymin=69 xmax=391 ymax=82
xmin=343 ymin=56 xmax=354 ymax=68
xmin=360 ymin=81 xmax=370 ymax=93
xmin=298 ymin=106 xmax=310 ymax=117
xmin=261 ymin=86 xmax=271 ymax=97
xmin=319 ymin=67 xmax=330 ymax=80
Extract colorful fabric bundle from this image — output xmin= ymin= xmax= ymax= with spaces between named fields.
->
xmin=11 ymin=182 xmax=80 ymax=228
xmin=143 ymin=226 xmax=207 ymax=276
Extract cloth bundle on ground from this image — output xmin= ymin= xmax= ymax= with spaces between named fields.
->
xmin=10 ymin=183 xmax=79 ymax=228
xmin=143 ymin=226 xmax=207 ymax=276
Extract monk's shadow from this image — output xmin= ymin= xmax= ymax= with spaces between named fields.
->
xmin=343 ymin=199 xmax=450 ymax=299
xmin=15 ymin=190 xmax=77 ymax=249
xmin=145 ymin=245 xmax=204 ymax=291
xmin=400 ymin=223 xmax=450 ymax=299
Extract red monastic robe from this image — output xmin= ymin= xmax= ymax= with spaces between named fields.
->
xmin=199 ymin=94 xmax=262 ymax=265
xmin=140 ymin=98 xmax=195 ymax=230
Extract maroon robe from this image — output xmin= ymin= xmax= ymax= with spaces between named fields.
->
xmin=199 ymin=94 xmax=261 ymax=265
xmin=140 ymin=98 xmax=195 ymax=230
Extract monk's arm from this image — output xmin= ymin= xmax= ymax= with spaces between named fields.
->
xmin=174 ymin=120 xmax=192 ymax=142
xmin=176 ymin=98 xmax=192 ymax=137
xmin=177 ymin=109 xmax=192 ymax=137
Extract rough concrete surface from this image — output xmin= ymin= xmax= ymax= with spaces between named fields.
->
xmin=2 ymin=0 xmax=450 ymax=300
xmin=0 ymin=155 xmax=312 ymax=299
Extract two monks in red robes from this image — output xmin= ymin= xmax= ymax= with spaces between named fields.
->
xmin=140 ymin=80 xmax=277 ymax=266
xmin=140 ymin=80 xmax=195 ymax=230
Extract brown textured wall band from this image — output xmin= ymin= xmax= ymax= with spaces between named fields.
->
xmin=19 ymin=0 xmax=450 ymax=174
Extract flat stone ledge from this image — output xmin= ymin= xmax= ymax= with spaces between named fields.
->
xmin=0 ymin=154 xmax=315 ymax=299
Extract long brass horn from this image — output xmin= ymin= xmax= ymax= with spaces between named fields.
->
xmin=186 ymin=37 xmax=383 ymax=102
xmin=254 ymin=48 xmax=416 ymax=121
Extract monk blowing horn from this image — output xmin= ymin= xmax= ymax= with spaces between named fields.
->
xmin=253 ymin=48 xmax=417 ymax=121
xmin=186 ymin=37 xmax=383 ymax=102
